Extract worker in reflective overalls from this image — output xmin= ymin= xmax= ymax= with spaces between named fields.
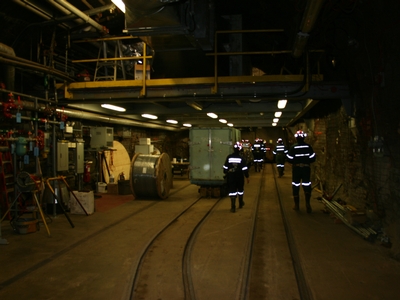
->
xmin=223 ymin=142 xmax=250 ymax=213
xmin=286 ymin=131 xmax=316 ymax=213
xmin=251 ymin=138 xmax=265 ymax=172
xmin=273 ymin=138 xmax=288 ymax=177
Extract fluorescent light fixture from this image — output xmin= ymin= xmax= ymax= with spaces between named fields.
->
xmin=183 ymin=123 xmax=192 ymax=127
xmin=207 ymin=112 xmax=218 ymax=119
xmin=166 ymin=119 xmax=178 ymax=124
xmin=186 ymin=101 xmax=203 ymax=111
xmin=219 ymin=119 xmax=227 ymax=124
xmin=101 ymin=104 xmax=126 ymax=112
xmin=274 ymin=111 xmax=282 ymax=117
xmin=141 ymin=114 xmax=158 ymax=120
xmin=277 ymin=99 xmax=287 ymax=109
xmin=112 ymin=0 xmax=125 ymax=13
xmin=272 ymin=122 xmax=277 ymax=126
xmin=227 ymin=123 xmax=234 ymax=127
xmin=273 ymin=118 xmax=279 ymax=123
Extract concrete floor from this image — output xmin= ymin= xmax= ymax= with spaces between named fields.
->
xmin=0 ymin=166 xmax=400 ymax=300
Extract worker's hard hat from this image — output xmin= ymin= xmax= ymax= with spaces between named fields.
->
xmin=277 ymin=138 xmax=283 ymax=143
xmin=294 ymin=130 xmax=307 ymax=138
xmin=233 ymin=142 xmax=243 ymax=151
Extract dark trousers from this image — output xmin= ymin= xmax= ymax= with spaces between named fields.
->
xmin=227 ymin=174 xmax=244 ymax=197
xmin=292 ymin=166 xmax=311 ymax=196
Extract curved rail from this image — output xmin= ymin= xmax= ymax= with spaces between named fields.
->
xmin=129 ymin=196 xmax=224 ymax=299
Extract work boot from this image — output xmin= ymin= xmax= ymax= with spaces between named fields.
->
xmin=293 ymin=196 xmax=300 ymax=211
xmin=305 ymin=193 xmax=312 ymax=213
xmin=230 ymin=198 xmax=236 ymax=213
xmin=239 ymin=196 xmax=245 ymax=208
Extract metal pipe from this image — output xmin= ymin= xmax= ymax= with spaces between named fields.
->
xmin=12 ymin=0 xmax=53 ymax=20
xmin=10 ymin=115 xmax=60 ymax=125
xmin=60 ymin=108 xmax=180 ymax=131
xmin=0 ymin=88 xmax=56 ymax=103
xmin=0 ymin=54 xmax=73 ymax=82
xmin=292 ymin=0 xmax=325 ymax=58
xmin=0 ymin=43 xmax=16 ymax=90
xmin=52 ymin=0 xmax=106 ymax=33
xmin=3 ymin=99 xmax=179 ymax=131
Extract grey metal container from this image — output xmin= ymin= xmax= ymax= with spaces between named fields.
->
xmin=189 ymin=127 xmax=241 ymax=187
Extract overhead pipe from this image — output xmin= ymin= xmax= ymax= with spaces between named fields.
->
xmin=12 ymin=0 xmax=53 ymax=20
xmin=52 ymin=0 xmax=107 ymax=33
xmin=60 ymin=108 xmax=180 ymax=131
xmin=292 ymin=0 xmax=325 ymax=58
xmin=1 ymin=100 xmax=180 ymax=131
xmin=0 ymin=51 xmax=73 ymax=82
xmin=0 ymin=43 xmax=16 ymax=91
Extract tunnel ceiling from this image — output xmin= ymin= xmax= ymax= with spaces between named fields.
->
xmin=0 ymin=0 xmax=352 ymax=130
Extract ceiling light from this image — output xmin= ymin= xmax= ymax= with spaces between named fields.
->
xmin=112 ymin=0 xmax=125 ymax=13
xmin=207 ymin=112 xmax=218 ymax=119
xmin=274 ymin=111 xmax=282 ymax=117
xmin=101 ymin=104 xmax=126 ymax=112
xmin=141 ymin=114 xmax=158 ymax=120
xmin=183 ymin=123 xmax=192 ymax=127
xmin=166 ymin=119 xmax=178 ymax=124
xmin=272 ymin=123 xmax=277 ymax=126
xmin=227 ymin=123 xmax=234 ymax=127
xmin=273 ymin=118 xmax=279 ymax=123
xmin=277 ymin=99 xmax=287 ymax=109
xmin=186 ymin=101 xmax=203 ymax=111
xmin=219 ymin=119 xmax=227 ymax=123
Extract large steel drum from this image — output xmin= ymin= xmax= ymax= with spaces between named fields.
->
xmin=129 ymin=153 xmax=172 ymax=199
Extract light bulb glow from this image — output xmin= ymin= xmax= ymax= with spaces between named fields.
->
xmin=207 ymin=112 xmax=218 ymax=119
xmin=141 ymin=114 xmax=158 ymax=120
xmin=277 ymin=99 xmax=287 ymax=109
xmin=112 ymin=0 xmax=126 ymax=13
xmin=101 ymin=104 xmax=126 ymax=112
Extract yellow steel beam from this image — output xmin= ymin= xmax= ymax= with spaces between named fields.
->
xmin=65 ymin=74 xmax=322 ymax=89
xmin=72 ymin=35 xmax=138 ymax=43
xmin=72 ymin=55 xmax=152 ymax=64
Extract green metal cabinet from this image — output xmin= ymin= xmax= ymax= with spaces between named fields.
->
xmin=189 ymin=127 xmax=240 ymax=187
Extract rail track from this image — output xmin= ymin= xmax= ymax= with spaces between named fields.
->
xmin=0 ymin=165 xmax=313 ymax=300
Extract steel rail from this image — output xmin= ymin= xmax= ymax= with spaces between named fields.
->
xmin=182 ymin=197 xmax=225 ymax=300
xmin=238 ymin=163 xmax=265 ymax=300
xmin=273 ymin=165 xmax=314 ymax=300
xmin=0 ymin=183 xmax=192 ymax=291
xmin=128 ymin=195 xmax=223 ymax=299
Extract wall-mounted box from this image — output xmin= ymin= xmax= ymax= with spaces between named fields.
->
xmin=74 ymin=142 xmax=84 ymax=174
xmin=90 ymin=127 xmax=114 ymax=149
xmin=57 ymin=142 xmax=69 ymax=171
xmin=139 ymin=138 xmax=151 ymax=145
xmin=135 ymin=144 xmax=154 ymax=154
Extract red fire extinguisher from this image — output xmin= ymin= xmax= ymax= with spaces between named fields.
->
xmin=84 ymin=162 xmax=91 ymax=183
